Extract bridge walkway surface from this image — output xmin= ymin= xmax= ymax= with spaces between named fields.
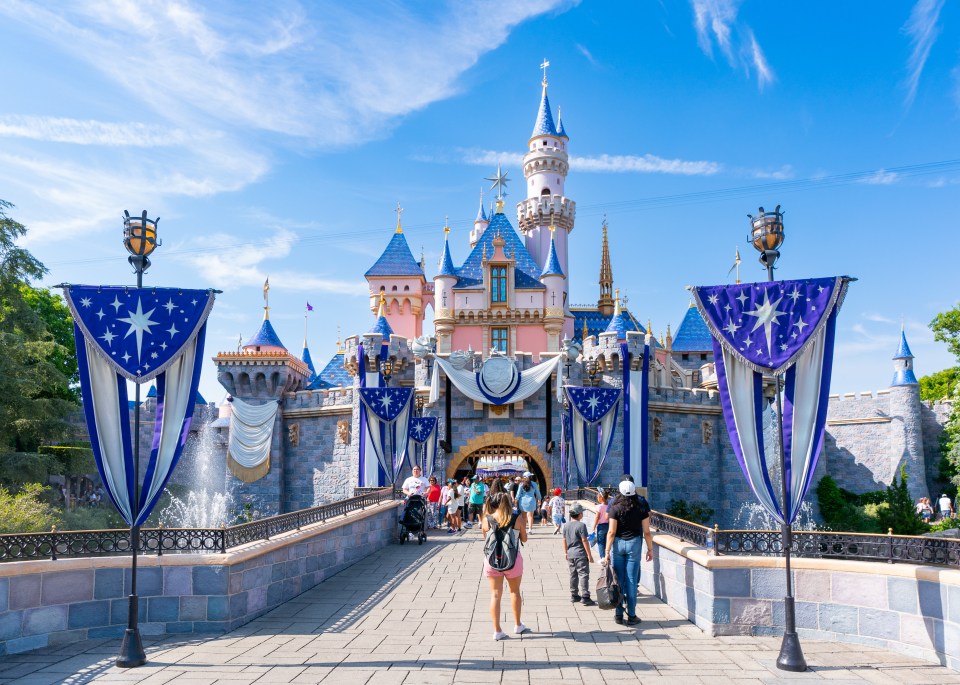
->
xmin=1 ymin=525 xmax=959 ymax=684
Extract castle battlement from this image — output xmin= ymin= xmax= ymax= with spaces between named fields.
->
xmin=650 ymin=386 xmax=720 ymax=405
xmin=516 ymin=195 xmax=576 ymax=234
xmin=284 ymin=387 xmax=354 ymax=410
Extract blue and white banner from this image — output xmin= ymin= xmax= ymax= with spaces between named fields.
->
xmin=621 ymin=338 xmax=651 ymax=489
xmin=359 ymin=387 xmax=413 ymax=483
xmin=63 ymin=286 xmax=214 ymax=526
xmin=408 ymin=416 xmax=438 ymax=478
xmin=560 ymin=407 xmax=572 ymax=489
xmin=565 ymin=386 xmax=621 ymax=485
xmin=692 ymin=276 xmax=850 ymax=524
xmin=357 ymin=343 xmax=388 ymax=487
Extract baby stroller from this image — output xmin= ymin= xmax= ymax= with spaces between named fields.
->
xmin=398 ymin=494 xmax=427 ymax=545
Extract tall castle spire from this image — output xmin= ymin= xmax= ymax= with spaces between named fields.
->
xmin=598 ymin=218 xmax=614 ymax=316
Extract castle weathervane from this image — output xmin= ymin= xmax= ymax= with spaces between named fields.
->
xmin=540 ymin=58 xmax=550 ymax=87
xmin=485 ymin=164 xmax=509 ymax=201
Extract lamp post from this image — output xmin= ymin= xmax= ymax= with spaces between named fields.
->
xmin=748 ymin=205 xmax=805 ymax=672
xmin=117 ymin=210 xmax=160 ymax=669
xmin=584 ymin=359 xmax=599 ymax=387
xmin=380 ymin=359 xmax=394 ymax=386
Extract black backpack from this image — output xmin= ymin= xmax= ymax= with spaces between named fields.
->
xmin=483 ymin=516 xmax=520 ymax=571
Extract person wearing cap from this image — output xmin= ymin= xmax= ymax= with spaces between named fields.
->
xmin=515 ymin=472 xmax=542 ymax=534
xmin=562 ymin=503 xmax=596 ymax=606
xmin=938 ymin=493 xmax=955 ymax=520
xmin=548 ymin=487 xmax=566 ymax=534
xmin=603 ymin=479 xmax=653 ymax=626
xmin=467 ymin=475 xmax=487 ymax=526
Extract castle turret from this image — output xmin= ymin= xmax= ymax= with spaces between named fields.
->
xmin=469 ymin=190 xmax=490 ymax=248
xmin=434 ymin=221 xmax=458 ymax=354
xmin=604 ymin=290 xmax=630 ymax=341
xmin=598 ymin=219 xmax=614 ymax=316
xmin=888 ymin=327 xmax=926 ymax=499
xmin=540 ymin=226 xmax=566 ymax=352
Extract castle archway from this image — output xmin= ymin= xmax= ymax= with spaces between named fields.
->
xmin=447 ymin=433 xmax=551 ymax=496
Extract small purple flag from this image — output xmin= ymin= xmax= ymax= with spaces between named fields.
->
xmin=306 ymin=302 xmax=314 ymax=311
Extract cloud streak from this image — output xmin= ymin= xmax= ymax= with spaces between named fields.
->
xmin=902 ymin=0 xmax=945 ymax=107
xmin=0 ymin=116 xmax=205 ymax=147
xmin=690 ymin=0 xmax=774 ymax=90
xmin=459 ymin=149 xmax=722 ymax=176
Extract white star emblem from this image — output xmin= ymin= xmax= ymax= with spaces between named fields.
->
xmin=166 ymin=323 xmax=179 ymax=338
xmin=736 ymin=291 xmax=748 ymax=306
xmin=160 ymin=342 xmax=167 ymax=351
xmin=379 ymin=393 xmax=394 ymax=412
xmin=817 ymin=285 xmax=825 ymax=294
xmin=80 ymin=297 xmax=92 ymax=308
xmin=118 ymin=298 xmax=158 ymax=362
xmin=724 ymin=304 xmax=731 ymax=312
xmin=110 ymin=296 xmax=123 ymax=312
xmin=792 ymin=332 xmax=798 ymax=339
xmin=122 ymin=352 xmax=131 ymax=363
xmin=788 ymin=289 xmax=801 ymax=303
xmin=707 ymin=294 xmax=719 ymax=306
xmin=191 ymin=299 xmax=198 ymax=306
xmin=143 ymin=362 xmax=150 ymax=371
xmin=151 ymin=352 xmax=158 ymax=359
xmin=723 ymin=320 xmax=740 ymax=336
xmin=744 ymin=337 xmax=754 ymax=348
xmin=95 ymin=308 xmax=105 ymax=320
xmin=780 ymin=343 xmax=788 ymax=351
xmin=743 ymin=289 xmax=787 ymax=355
xmin=163 ymin=299 xmax=177 ymax=315
xmin=794 ymin=316 xmax=808 ymax=334
xmin=100 ymin=330 xmax=116 ymax=346
xmin=586 ymin=393 xmax=600 ymax=416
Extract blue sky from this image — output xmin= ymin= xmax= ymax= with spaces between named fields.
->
xmin=1 ymin=0 xmax=958 ymax=403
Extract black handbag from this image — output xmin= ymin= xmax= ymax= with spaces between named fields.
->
xmin=596 ymin=562 xmax=622 ymax=610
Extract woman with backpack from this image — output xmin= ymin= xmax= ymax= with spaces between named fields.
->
xmin=602 ymin=480 xmax=654 ymax=626
xmin=482 ymin=492 xmax=529 ymax=640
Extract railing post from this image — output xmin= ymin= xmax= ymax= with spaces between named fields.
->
xmin=156 ymin=524 xmax=163 ymax=557
xmin=888 ymin=528 xmax=894 ymax=564
xmin=50 ymin=526 xmax=57 ymax=561
xmin=220 ymin=524 xmax=227 ymax=554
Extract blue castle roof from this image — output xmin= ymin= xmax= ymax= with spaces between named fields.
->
xmin=556 ymin=109 xmax=568 ymax=139
xmin=605 ymin=312 xmax=630 ymax=339
xmin=893 ymin=329 xmax=914 ymax=359
xmin=453 ymin=211 xmax=544 ymax=290
xmin=891 ymin=368 xmax=919 ymax=386
xmin=476 ymin=199 xmax=488 ymax=223
xmin=531 ymin=87 xmax=558 ymax=138
xmin=369 ymin=314 xmax=393 ymax=337
xmin=308 ymin=352 xmax=353 ymax=390
xmin=301 ymin=345 xmax=318 ymax=384
xmin=364 ymin=231 xmax=424 ymax=278
xmin=572 ymin=307 xmax=656 ymax=346
xmin=437 ymin=236 xmax=458 ymax=279
xmin=245 ymin=317 xmax=286 ymax=350
xmin=145 ymin=384 xmax=205 ymax=404
xmin=672 ymin=306 xmax=713 ymax=352
xmin=541 ymin=235 xmax=565 ymax=278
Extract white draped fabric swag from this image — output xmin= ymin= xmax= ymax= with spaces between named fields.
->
xmin=429 ymin=354 xmax=562 ymax=406
xmin=227 ymin=397 xmax=280 ymax=483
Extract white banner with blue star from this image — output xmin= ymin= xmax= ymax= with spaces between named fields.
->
xmin=691 ymin=276 xmax=850 ymax=524
xmin=565 ymin=386 xmax=620 ymax=485
xmin=63 ymin=285 xmax=215 ymax=526
xmin=408 ymin=416 xmax=438 ymax=478
xmin=359 ymin=387 xmax=413 ymax=483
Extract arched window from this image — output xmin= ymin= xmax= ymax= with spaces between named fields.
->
xmin=404 ymin=285 xmax=410 ymax=292
xmin=540 ymin=187 xmax=551 ymax=196
xmin=491 ymin=266 xmax=507 ymax=303
xmin=391 ymin=285 xmax=397 ymax=291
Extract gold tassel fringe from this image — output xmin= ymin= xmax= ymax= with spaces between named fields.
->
xmin=228 ymin=453 xmax=271 ymax=483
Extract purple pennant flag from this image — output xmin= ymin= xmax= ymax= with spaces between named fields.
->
xmin=691 ymin=276 xmax=848 ymax=375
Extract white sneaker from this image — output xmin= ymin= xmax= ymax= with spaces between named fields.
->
xmin=514 ymin=623 xmax=530 ymax=635
xmin=493 ymin=631 xmax=508 ymax=641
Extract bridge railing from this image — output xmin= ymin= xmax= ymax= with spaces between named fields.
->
xmin=565 ymin=490 xmax=960 ymax=569
xmin=0 ymin=487 xmax=397 ymax=562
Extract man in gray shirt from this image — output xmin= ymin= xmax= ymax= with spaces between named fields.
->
xmin=562 ymin=503 xmax=596 ymax=606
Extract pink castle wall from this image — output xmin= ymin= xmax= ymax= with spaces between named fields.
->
xmin=452 ymin=326 xmax=483 ymax=354
xmin=516 ymin=325 xmax=547 ymax=357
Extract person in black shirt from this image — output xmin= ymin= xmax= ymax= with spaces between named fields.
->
xmin=602 ymin=480 xmax=654 ymax=625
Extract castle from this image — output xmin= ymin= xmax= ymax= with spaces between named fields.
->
xmin=176 ymin=70 xmax=951 ymax=525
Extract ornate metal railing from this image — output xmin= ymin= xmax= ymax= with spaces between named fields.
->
xmin=0 ymin=487 xmax=397 ymax=562
xmin=650 ymin=511 xmax=710 ymax=547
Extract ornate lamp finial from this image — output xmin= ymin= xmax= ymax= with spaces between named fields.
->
xmin=395 ymin=202 xmax=404 ymax=234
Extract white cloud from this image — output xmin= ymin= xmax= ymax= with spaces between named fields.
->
xmin=859 ymin=169 xmax=899 ymax=185
xmin=862 ymin=313 xmax=895 ymax=324
xmin=576 ymin=43 xmax=600 ymax=67
xmin=0 ymin=116 xmax=205 ymax=147
xmin=902 ymin=0 xmax=945 ymax=107
xmin=689 ymin=0 xmax=773 ymax=90
xmin=751 ymin=165 xmax=793 ymax=180
xmin=460 ymin=149 xmax=721 ymax=176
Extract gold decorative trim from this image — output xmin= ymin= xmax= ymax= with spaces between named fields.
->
xmin=826 ymin=417 xmax=892 ymax=426
xmin=228 ymin=454 xmax=270 ymax=483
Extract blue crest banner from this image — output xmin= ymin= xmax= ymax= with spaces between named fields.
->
xmin=565 ymin=387 xmax=621 ymax=485
xmin=65 ymin=286 xmax=215 ymax=383
xmin=358 ymin=387 xmax=413 ymax=483
xmin=62 ymin=285 xmax=215 ymax=527
xmin=408 ymin=416 xmax=438 ymax=478
xmin=692 ymin=277 xmax=851 ymax=524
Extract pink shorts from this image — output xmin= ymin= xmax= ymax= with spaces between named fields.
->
xmin=484 ymin=552 xmax=524 ymax=579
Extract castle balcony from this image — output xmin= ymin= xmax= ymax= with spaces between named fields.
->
xmin=517 ymin=195 xmax=576 ymax=234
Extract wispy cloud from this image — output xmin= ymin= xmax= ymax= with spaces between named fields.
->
xmin=902 ymin=0 xmax=945 ymax=107
xmin=458 ymin=148 xmax=721 ymax=176
xmin=750 ymin=165 xmax=793 ymax=180
xmin=862 ymin=313 xmax=895 ymax=324
xmin=575 ymin=43 xmax=600 ymax=67
xmin=690 ymin=0 xmax=773 ymax=90
xmin=859 ymin=169 xmax=899 ymax=185
xmin=0 ymin=116 xmax=205 ymax=147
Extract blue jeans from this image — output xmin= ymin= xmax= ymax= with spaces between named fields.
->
xmin=612 ymin=536 xmax=642 ymax=618
xmin=595 ymin=523 xmax=609 ymax=560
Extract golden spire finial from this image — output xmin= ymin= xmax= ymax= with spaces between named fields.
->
xmin=613 ymin=289 xmax=621 ymax=316
xmin=659 ymin=331 xmax=664 ymax=346
xmin=495 ymin=198 xmax=504 ymax=214
xmin=443 ymin=215 xmax=450 ymax=237
xmin=377 ymin=291 xmax=386 ymax=318
xmin=582 ymin=318 xmax=589 ymax=341
xmin=549 ymin=222 xmax=556 ymax=234
xmin=395 ymin=202 xmax=403 ymax=234
xmin=646 ymin=318 xmax=653 ymax=335
xmin=336 ymin=324 xmax=342 ymax=352
xmin=263 ymin=276 xmax=270 ymax=320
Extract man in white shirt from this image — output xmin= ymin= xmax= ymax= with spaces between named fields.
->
xmin=402 ymin=465 xmax=429 ymax=497
xmin=938 ymin=493 xmax=955 ymax=520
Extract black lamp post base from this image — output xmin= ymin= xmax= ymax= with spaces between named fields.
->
xmin=116 ymin=627 xmax=146 ymax=668
xmin=776 ymin=631 xmax=807 ymax=672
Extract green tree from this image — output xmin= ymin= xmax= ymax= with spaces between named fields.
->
xmin=0 ymin=483 xmax=61 ymax=533
xmin=930 ymin=304 xmax=960 ymax=361
xmin=20 ymin=285 xmax=79 ymax=401
xmin=877 ymin=465 xmax=927 ymax=536
xmin=918 ymin=367 xmax=959 ymax=402
xmin=0 ymin=200 xmax=77 ymax=452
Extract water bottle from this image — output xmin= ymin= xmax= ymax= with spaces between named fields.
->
xmin=705 ymin=528 xmax=715 ymax=556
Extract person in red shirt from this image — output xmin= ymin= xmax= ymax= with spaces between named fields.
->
xmin=426 ymin=477 xmax=442 ymax=529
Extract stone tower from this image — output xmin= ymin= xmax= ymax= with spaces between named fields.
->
xmin=888 ymin=327 xmax=926 ymax=499
xmin=540 ymin=226 xmax=566 ymax=352
xmin=517 ymin=65 xmax=575 ymax=339
xmin=433 ymin=222 xmax=458 ymax=354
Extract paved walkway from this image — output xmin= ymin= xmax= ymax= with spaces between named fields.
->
xmin=2 ymin=525 xmax=959 ymax=684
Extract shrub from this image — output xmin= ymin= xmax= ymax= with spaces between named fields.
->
xmin=0 ymin=483 xmax=61 ymax=533
xmin=815 ymin=476 xmax=882 ymax=533
xmin=0 ymin=452 xmax=60 ymax=486
xmin=39 ymin=445 xmax=96 ymax=475
xmin=877 ymin=465 xmax=928 ymax=536
xmin=665 ymin=498 xmax=715 ymax=525
xmin=60 ymin=505 xmax=125 ymax=531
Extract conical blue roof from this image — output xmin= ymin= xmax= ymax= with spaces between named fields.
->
xmin=541 ymin=235 xmax=565 ymax=278
xmin=301 ymin=345 xmax=318 ymax=384
xmin=605 ymin=312 xmax=630 ymax=339
xmin=893 ymin=329 xmax=914 ymax=359
xmin=364 ymin=232 xmax=424 ymax=278
xmin=453 ymin=211 xmax=544 ymax=290
xmin=437 ymin=237 xmax=458 ymax=279
xmin=245 ymin=318 xmax=286 ymax=350
xmin=476 ymin=199 xmax=488 ymax=222
xmin=308 ymin=352 xmax=352 ymax=390
xmin=531 ymin=87 xmax=558 ymax=138
xmin=556 ymin=109 xmax=568 ymax=139
xmin=369 ymin=314 xmax=393 ymax=337
xmin=672 ymin=306 xmax=713 ymax=352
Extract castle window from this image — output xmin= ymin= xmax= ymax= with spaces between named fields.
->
xmin=491 ymin=266 xmax=507 ymax=303
xmin=682 ymin=354 xmax=689 ymax=361
xmin=404 ymin=285 xmax=410 ymax=292
xmin=492 ymin=327 xmax=508 ymax=353
xmin=391 ymin=285 xmax=397 ymax=291
xmin=541 ymin=188 xmax=551 ymax=196
xmin=700 ymin=353 xmax=707 ymax=361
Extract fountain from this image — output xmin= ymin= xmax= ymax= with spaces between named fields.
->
xmin=159 ymin=489 xmax=235 ymax=528
xmin=733 ymin=501 xmax=818 ymax=531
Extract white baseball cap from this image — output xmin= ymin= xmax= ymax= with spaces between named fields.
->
xmin=522 ymin=471 xmax=533 ymax=477
xmin=619 ymin=480 xmax=637 ymax=496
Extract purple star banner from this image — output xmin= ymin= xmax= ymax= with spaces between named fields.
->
xmin=62 ymin=285 xmax=215 ymax=526
xmin=64 ymin=286 xmax=215 ymax=383
xmin=565 ymin=387 xmax=621 ymax=485
xmin=691 ymin=276 xmax=851 ymax=524
xmin=408 ymin=416 xmax=438 ymax=478
xmin=691 ymin=276 xmax=848 ymax=375
xmin=359 ymin=387 xmax=413 ymax=483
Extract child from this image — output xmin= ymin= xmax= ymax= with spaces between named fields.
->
xmin=549 ymin=488 xmax=566 ymax=535
xmin=562 ymin=503 xmax=595 ymax=605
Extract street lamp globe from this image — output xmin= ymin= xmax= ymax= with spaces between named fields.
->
xmin=748 ymin=205 xmax=784 ymax=279
xmin=123 ymin=210 xmax=161 ymax=280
